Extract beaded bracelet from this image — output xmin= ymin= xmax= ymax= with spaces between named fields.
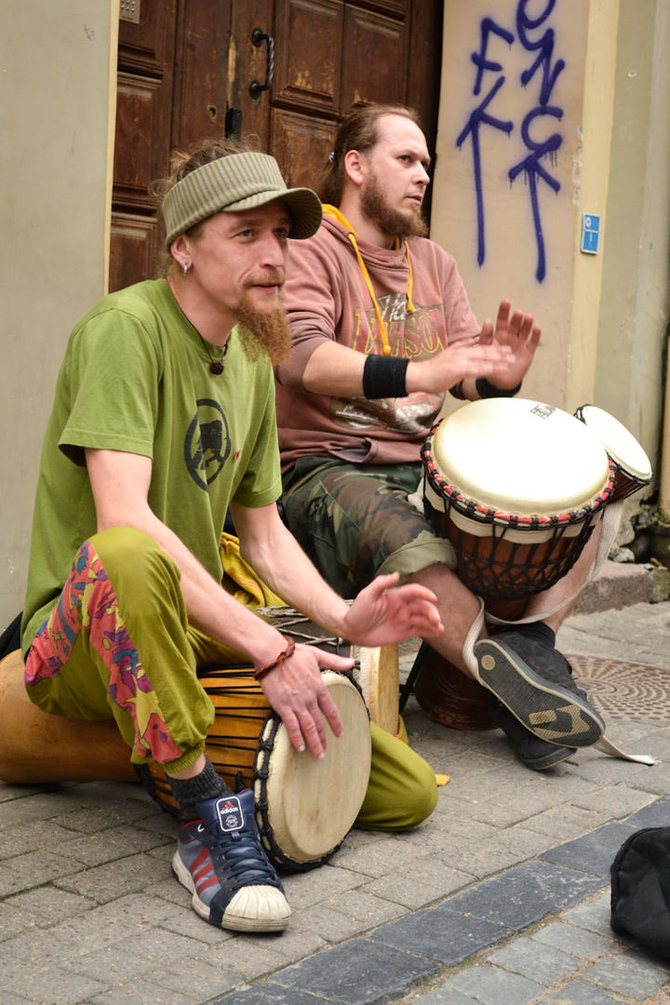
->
xmin=253 ymin=636 xmax=296 ymax=681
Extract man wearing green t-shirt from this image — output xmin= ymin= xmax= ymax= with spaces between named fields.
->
xmin=20 ymin=140 xmax=447 ymax=934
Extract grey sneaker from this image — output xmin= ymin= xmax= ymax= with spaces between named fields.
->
xmin=474 ymin=632 xmax=604 ymax=748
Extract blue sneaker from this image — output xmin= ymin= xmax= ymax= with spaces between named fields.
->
xmin=172 ymin=790 xmax=290 ymax=932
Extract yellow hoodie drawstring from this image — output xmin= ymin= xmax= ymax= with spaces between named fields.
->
xmin=322 ymin=205 xmax=415 ymax=357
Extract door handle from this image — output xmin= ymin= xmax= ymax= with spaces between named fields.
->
xmin=249 ymin=27 xmax=275 ymax=99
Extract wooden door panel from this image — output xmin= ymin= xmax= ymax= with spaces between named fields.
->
xmin=113 ymin=74 xmax=167 ymax=206
xmin=109 ymin=213 xmax=157 ymax=295
xmin=228 ymin=0 xmax=274 ymax=145
xmin=274 ymin=0 xmax=343 ymax=113
xmin=271 ymin=108 xmax=335 ymax=188
xmin=342 ymin=6 xmax=407 ymax=108
xmin=170 ymin=1 xmax=232 ymax=148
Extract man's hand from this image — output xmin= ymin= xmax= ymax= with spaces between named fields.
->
xmin=406 ymin=338 xmax=514 ymax=395
xmin=342 ymin=572 xmax=443 ymax=647
xmin=478 ymin=299 xmax=541 ymax=391
xmin=258 ymin=643 xmax=352 ymax=759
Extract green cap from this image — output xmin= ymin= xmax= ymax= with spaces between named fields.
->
xmin=162 ymin=151 xmax=322 ymax=248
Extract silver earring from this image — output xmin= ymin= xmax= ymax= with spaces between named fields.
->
xmin=182 ymin=262 xmax=191 ymax=276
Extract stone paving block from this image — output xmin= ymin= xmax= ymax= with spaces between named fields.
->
xmin=539 ymin=981 xmax=633 ymax=1003
xmin=4 ymin=884 xmax=97 ymax=926
xmin=0 ymin=900 xmax=36 ymax=941
xmin=0 ymin=791 xmax=88 ymax=827
xmin=0 ymin=992 xmax=31 ymax=1005
xmin=214 ymin=988 xmax=337 ymax=1004
xmin=485 ymin=935 xmax=582 ymax=984
xmin=581 ymin=947 xmax=670 ymax=998
xmin=371 ymin=904 xmax=512 ymax=965
xmin=200 ymin=936 xmax=316 ymax=983
xmin=129 ymin=959 xmax=242 ymax=1001
xmin=411 ymin=987 xmax=478 ymax=1004
xmin=452 ymin=827 xmax=558 ymax=880
xmin=360 ymin=854 xmax=474 ymax=909
xmin=531 ymin=920 xmax=619 ymax=960
xmin=294 ymin=890 xmax=405 ymax=942
xmin=1 ymin=965 xmax=107 ymax=1005
xmin=572 ymin=785 xmax=657 ymax=819
xmin=53 ymin=851 xmax=168 ymax=903
xmin=523 ymin=803 xmax=616 ymax=841
xmin=446 ymin=963 xmax=546 ymax=1004
xmin=0 ymin=849 xmax=84 ymax=897
xmin=90 ymin=978 xmax=195 ymax=1004
xmin=0 ymin=819 xmax=76 ymax=858
xmin=559 ymin=889 xmax=617 ymax=936
xmin=240 ymin=927 xmax=327 ymax=966
xmin=540 ymin=821 xmax=637 ymax=877
xmin=158 ymin=903 xmax=235 ymax=945
xmin=321 ymin=834 xmax=404 ymax=878
xmin=52 ymin=823 xmax=172 ymax=867
xmin=435 ymin=861 xmax=604 ymax=932
xmin=269 ymin=938 xmax=440 ymax=1004
xmin=69 ymin=942 xmax=161 ymax=984
xmin=280 ymin=863 xmax=366 ymax=911
xmin=628 ymin=792 xmax=670 ymax=826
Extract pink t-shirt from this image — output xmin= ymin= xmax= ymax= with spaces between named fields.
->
xmin=276 ymin=214 xmax=480 ymax=469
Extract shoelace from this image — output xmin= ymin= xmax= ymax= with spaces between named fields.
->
xmin=200 ymin=823 xmax=278 ymax=885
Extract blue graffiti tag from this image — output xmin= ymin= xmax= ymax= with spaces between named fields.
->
xmin=457 ymin=0 xmax=566 ymax=282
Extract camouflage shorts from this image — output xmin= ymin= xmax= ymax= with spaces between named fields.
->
xmin=281 ymin=457 xmax=456 ymax=600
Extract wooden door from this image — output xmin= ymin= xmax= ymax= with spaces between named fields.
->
xmin=110 ymin=0 xmax=442 ymax=292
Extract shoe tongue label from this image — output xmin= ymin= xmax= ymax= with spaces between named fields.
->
xmin=215 ymin=796 xmax=245 ymax=833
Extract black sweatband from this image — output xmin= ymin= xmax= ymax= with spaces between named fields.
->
xmin=362 ymin=354 xmax=409 ymax=399
xmin=475 ymin=377 xmax=522 ymax=399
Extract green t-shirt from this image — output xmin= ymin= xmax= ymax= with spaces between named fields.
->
xmin=22 ymin=279 xmax=281 ymax=654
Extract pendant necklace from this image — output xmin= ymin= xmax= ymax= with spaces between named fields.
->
xmin=199 ymin=334 xmax=228 ymax=375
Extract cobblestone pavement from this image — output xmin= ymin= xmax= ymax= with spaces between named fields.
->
xmin=1 ymin=597 xmax=670 ymax=1004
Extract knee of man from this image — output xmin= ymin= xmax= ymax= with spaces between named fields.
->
xmin=359 ymin=722 xmax=438 ymax=832
xmin=88 ymin=527 xmax=181 ymax=598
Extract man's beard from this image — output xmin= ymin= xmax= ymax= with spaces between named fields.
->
xmin=232 ymin=294 xmax=293 ymax=366
xmin=361 ymin=177 xmax=428 ymax=239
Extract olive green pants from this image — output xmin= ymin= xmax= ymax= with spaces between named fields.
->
xmin=25 ymin=527 xmax=436 ymax=831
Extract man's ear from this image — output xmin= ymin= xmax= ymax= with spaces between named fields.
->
xmin=343 ymin=149 xmax=366 ymax=187
xmin=170 ymin=234 xmax=191 ymax=261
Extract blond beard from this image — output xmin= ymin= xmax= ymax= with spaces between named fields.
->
xmin=361 ymin=179 xmax=428 ymax=240
xmin=232 ymin=296 xmax=293 ymax=366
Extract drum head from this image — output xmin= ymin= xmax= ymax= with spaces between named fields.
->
xmin=432 ymin=398 xmax=610 ymax=516
xmin=575 ymin=404 xmax=652 ymax=480
xmin=257 ymin=671 xmax=371 ymax=865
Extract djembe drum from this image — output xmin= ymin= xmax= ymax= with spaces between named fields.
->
xmin=0 ymin=611 xmax=388 ymax=872
xmin=574 ymin=404 xmax=652 ymax=504
xmin=415 ymin=398 xmax=616 ymax=730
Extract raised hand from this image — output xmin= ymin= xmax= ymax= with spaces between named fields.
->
xmin=478 ymin=299 xmax=541 ymax=390
xmin=342 ymin=572 xmax=443 ymax=648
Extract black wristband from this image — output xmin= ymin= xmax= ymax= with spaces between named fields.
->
xmin=362 ymin=354 xmax=409 ymax=399
xmin=475 ymin=377 xmax=522 ymax=399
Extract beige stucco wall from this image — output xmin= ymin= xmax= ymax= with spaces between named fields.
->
xmin=0 ymin=2 xmax=117 ymax=630
xmin=432 ymin=0 xmax=670 ymax=483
